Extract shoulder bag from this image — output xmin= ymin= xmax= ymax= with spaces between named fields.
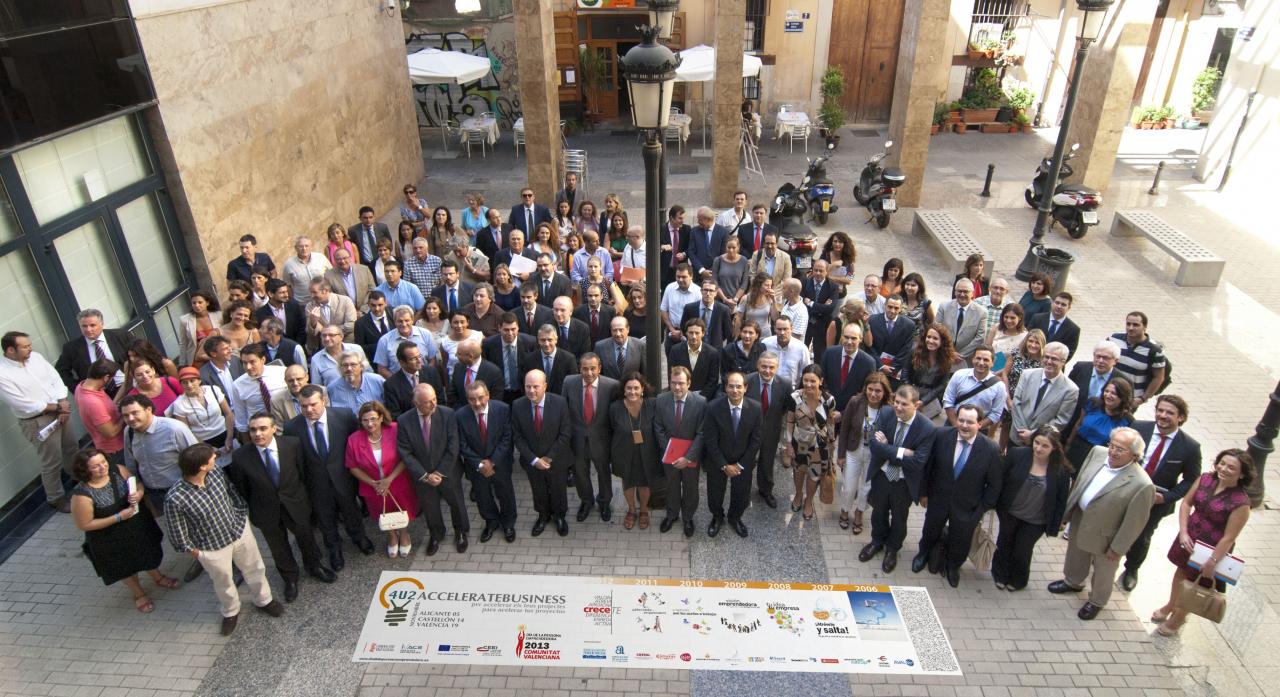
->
xmin=1175 ymin=575 xmax=1226 ymax=623
xmin=378 ymin=492 xmax=409 ymax=531
xmin=968 ymin=510 xmax=996 ymax=570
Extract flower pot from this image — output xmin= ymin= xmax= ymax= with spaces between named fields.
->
xmin=1164 ymin=119 xmax=1177 ymax=129
xmin=931 ymin=124 xmax=940 ymax=135
xmin=1021 ymin=124 xmax=1034 ymax=134
xmin=963 ymin=108 xmax=999 ymax=123
xmin=967 ymin=49 xmax=984 ymax=60
xmin=980 ymin=122 xmax=1005 ymax=134
xmin=1138 ymin=121 xmax=1155 ymax=130
xmin=948 ymin=110 xmax=962 ymax=120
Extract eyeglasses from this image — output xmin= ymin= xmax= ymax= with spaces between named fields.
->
xmin=522 ymin=193 xmax=534 ymax=198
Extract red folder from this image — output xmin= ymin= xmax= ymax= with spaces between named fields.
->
xmin=619 ymin=266 xmax=646 ymax=285
xmin=662 ymin=437 xmax=695 ymax=466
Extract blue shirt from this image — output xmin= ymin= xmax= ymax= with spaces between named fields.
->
xmin=373 ymin=327 xmax=439 ymax=374
xmin=570 ymin=247 xmax=615 ymax=283
xmin=1076 ymin=402 xmax=1133 ymax=448
xmin=1088 ymin=369 xmax=1113 ymax=401
xmin=943 ymin=369 xmax=1008 ymax=422
xmin=328 ymin=373 xmax=386 ymax=413
xmin=375 ymin=280 xmax=425 ymax=312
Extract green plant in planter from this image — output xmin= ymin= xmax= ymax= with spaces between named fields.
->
xmin=934 ymin=102 xmax=950 ymax=126
xmin=1012 ymin=112 xmax=1031 ymax=126
xmin=1132 ymin=104 xmax=1162 ymax=124
xmin=1004 ymin=87 xmax=1035 ymax=113
xmin=818 ymin=66 xmax=847 ymax=133
xmin=578 ymin=46 xmax=607 ymax=114
xmin=1155 ymin=105 xmax=1177 ymax=122
xmin=1192 ymin=67 xmax=1222 ymax=114
xmin=960 ymin=68 xmax=1003 ymax=109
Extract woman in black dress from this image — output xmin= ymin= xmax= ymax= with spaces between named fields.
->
xmin=70 ymin=448 xmax=175 ymax=613
xmin=721 ymin=319 xmax=765 ymax=380
xmin=901 ymin=323 xmax=959 ymax=422
xmin=623 ymin=285 xmax=649 ymax=339
xmin=992 ymin=426 xmax=1070 ymax=591
xmin=610 ymin=373 xmax=659 ymax=530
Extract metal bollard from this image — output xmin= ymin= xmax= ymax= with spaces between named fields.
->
xmin=1148 ymin=160 xmax=1165 ymax=195
xmin=980 ymin=164 xmax=995 ymax=197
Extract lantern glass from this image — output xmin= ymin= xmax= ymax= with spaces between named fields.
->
xmin=626 ymin=79 xmax=674 ymax=130
xmin=1076 ymin=0 xmax=1113 ymax=42
xmin=649 ymin=9 xmax=676 ymax=38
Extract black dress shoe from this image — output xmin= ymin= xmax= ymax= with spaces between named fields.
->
xmin=1047 ymin=580 xmax=1084 ymax=594
xmin=328 ymin=547 xmax=345 ymax=572
xmin=684 ymin=520 xmax=696 ymax=537
xmin=600 ymin=506 xmax=612 ymax=522
xmin=503 ymin=526 xmax=516 ymax=543
xmin=426 ymin=537 xmax=441 ymax=556
xmin=707 ymin=517 xmax=722 ymax=537
xmin=911 ymin=551 xmax=929 ymax=574
xmin=480 ymin=522 xmax=497 ymax=543
xmin=354 ymin=537 xmax=375 ymax=555
xmin=760 ymin=492 xmax=778 ymax=509
xmin=554 ymin=516 xmax=569 ymax=537
xmin=731 ymin=519 xmax=749 ymax=538
xmin=1077 ymin=602 xmax=1102 ymax=620
xmin=946 ymin=567 xmax=960 ymax=588
xmin=882 ymin=548 xmax=898 ymax=573
xmin=531 ymin=516 xmax=547 ymax=537
xmin=220 ymin=613 xmax=240 ymax=636
xmin=308 ymin=566 xmax=336 ymax=583
xmin=660 ymin=516 xmax=677 ymax=533
xmin=576 ymin=501 xmax=592 ymax=522
xmin=455 ymin=532 xmax=469 ymax=553
xmin=1120 ymin=569 xmax=1138 ymax=592
xmin=858 ymin=542 xmax=883 ymax=563
xmin=257 ymin=600 xmax=284 ymax=617
xmin=928 ymin=545 xmax=945 ymax=575
xmin=284 ymin=580 xmax=299 ymax=603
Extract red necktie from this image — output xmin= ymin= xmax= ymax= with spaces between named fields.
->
xmin=584 ymin=384 xmax=595 ymax=422
xmin=478 ymin=411 xmax=488 ymax=444
xmin=841 ymin=353 xmax=851 ymax=386
xmin=761 ymin=382 xmax=770 ymax=412
xmin=591 ymin=310 xmax=599 ymax=335
xmin=422 ymin=414 xmax=431 ymax=444
xmin=534 ymin=404 xmax=543 ymax=433
xmin=466 ymin=367 xmax=474 ymax=385
xmin=1144 ymin=434 xmax=1166 ymax=477
xmin=257 ymin=378 xmax=272 ymax=410
xmin=527 ymin=311 xmax=534 ymax=328
xmin=755 ymin=225 xmax=762 ymax=250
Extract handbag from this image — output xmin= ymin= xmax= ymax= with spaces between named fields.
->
xmin=378 ymin=491 xmax=409 ymax=531
xmin=1175 ymin=576 xmax=1226 ymax=623
xmin=968 ymin=510 xmax=996 ymax=570
xmin=819 ymin=468 xmax=835 ymax=505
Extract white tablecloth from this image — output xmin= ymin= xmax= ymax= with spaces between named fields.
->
xmin=668 ymin=113 xmax=692 ymax=141
xmin=775 ymin=111 xmax=811 ymax=139
xmin=459 ymin=116 xmax=499 ymax=145
xmin=513 ymin=117 xmax=524 ymax=133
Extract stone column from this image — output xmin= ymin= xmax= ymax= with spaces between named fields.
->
xmin=513 ymin=0 xmax=562 ymax=203
xmin=886 ymin=0 xmax=951 ymax=207
xmin=712 ymin=0 xmax=745 ymax=207
xmin=1068 ymin=0 xmax=1157 ymax=192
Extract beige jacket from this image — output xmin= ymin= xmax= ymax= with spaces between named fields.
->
xmin=1065 ymin=446 xmax=1155 ymax=556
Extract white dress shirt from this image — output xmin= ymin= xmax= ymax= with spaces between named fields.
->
xmin=84 ymin=337 xmax=126 ymax=384
xmin=1079 ymin=461 xmax=1126 ymax=510
xmin=231 ymin=365 xmax=288 ymax=432
xmin=0 ymin=353 xmax=67 ymax=418
xmin=759 ymin=336 xmax=812 ymax=385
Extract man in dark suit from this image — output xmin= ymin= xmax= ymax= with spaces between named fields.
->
xmin=573 ymin=284 xmax=617 ymax=346
xmin=660 ymin=205 xmax=691 ymax=289
xmin=252 ymin=318 xmax=307 ymax=369
xmin=802 ymin=260 xmax=839 ymax=352
xmin=509 ymin=187 xmax=553 ymax=237
xmin=555 ymin=172 xmax=579 ymax=211
xmin=859 ymin=385 xmax=937 ymax=573
xmin=563 ymin=354 xmax=619 ymax=523
xmin=686 ymin=206 xmax=725 ymax=280
xmin=595 ymin=317 xmax=645 ymax=381
xmin=446 ymin=340 xmax=502 ymax=408
xmin=520 ymin=325 xmax=578 ymax=395
xmin=746 ymin=352 xmax=791 ymax=509
xmin=914 ymin=404 xmax=1002 ymax=587
xmin=654 ymin=366 xmax=707 ymax=537
xmin=483 ymin=314 xmax=535 ymax=403
xmin=255 ymin=279 xmax=307 ymax=346
xmin=475 ymin=208 xmax=510 ymax=262
xmin=680 ymin=281 xmax=734 ymax=349
xmin=532 ymin=254 xmax=574 ymax=307
xmin=354 ymin=291 xmax=392 ymax=365
xmin=56 ymin=309 xmax=131 ymax=391
xmin=382 ymin=341 xmax=446 ymax=418
xmin=511 ymin=369 xmax=574 ymax=536
xmin=735 ymin=205 xmax=776 ymax=258
xmin=1027 ymin=292 xmax=1081 ymax=360
xmin=1121 ymin=394 xmax=1202 ymax=591
xmin=868 ymin=296 xmax=917 ymax=380
xmin=703 ymin=372 xmax=762 ymax=538
xmin=198 ymin=336 xmax=244 ymax=402
xmin=429 ymin=260 xmax=475 ymax=314
xmin=494 ymin=229 xmax=538 ymax=279
xmin=515 ymin=284 xmax=555 ymax=337
xmin=551 ymin=297 xmax=592 ymax=358
xmin=455 ymin=380 xmax=518 ymax=543
xmin=352 ymin=206 xmax=391 ymax=269
xmin=668 ymin=319 xmax=721 ymax=400
xmin=283 ymin=385 xmax=375 ymax=571
xmin=228 ymin=414 xmax=335 ymax=603
xmin=820 ymin=323 xmax=877 ymax=410
xmin=395 ymin=384 xmax=470 ymax=555
xmin=1065 ymin=341 xmax=1120 ymax=435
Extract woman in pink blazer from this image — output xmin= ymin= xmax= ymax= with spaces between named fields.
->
xmin=345 ymin=402 xmax=419 ymax=558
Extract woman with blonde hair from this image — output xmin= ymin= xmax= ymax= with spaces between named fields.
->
xmin=324 ymin=223 xmax=357 ymax=266
xmin=529 ymin=221 xmax=561 ymax=267
xmin=575 ymin=200 xmax=600 ymax=236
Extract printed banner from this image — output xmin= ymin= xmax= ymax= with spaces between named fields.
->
xmin=353 ymin=572 xmax=960 ymax=675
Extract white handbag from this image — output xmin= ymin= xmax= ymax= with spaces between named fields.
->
xmin=378 ymin=492 xmax=409 ymax=531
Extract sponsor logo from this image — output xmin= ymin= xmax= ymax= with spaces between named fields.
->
xmin=436 ymin=644 xmax=471 ymax=656
xmin=894 ymin=658 xmax=915 ymax=667
xmin=399 ymin=644 xmax=425 ymax=655
xmin=378 ymin=577 xmax=425 ymax=626
xmin=680 ymin=653 xmax=692 ymax=663
xmin=516 ymin=625 xmax=525 ymax=657
xmin=820 ymin=658 xmax=839 ymax=664
xmin=877 ymin=655 xmax=891 ymax=668
xmin=769 ymin=656 xmax=787 ymax=663
xmin=615 ymin=645 xmax=625 ymax=655
xmin=583 ymin=606 xmax=612 ymax=614
xmin=365 ymin=642 xmax=396 ymax=654
xmin=474 ymin=645 xmax=502 ymax=656
xmin=845 ymin=658 xmax=873 ymax=666
xmin=582 ymin=648 xmax=607 ymax=660
xmin=747 ymin=657 xmax=765 ymax=663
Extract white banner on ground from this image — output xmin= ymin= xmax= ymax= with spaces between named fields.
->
xmin=352 ymin=572 xmax=960 ymax=675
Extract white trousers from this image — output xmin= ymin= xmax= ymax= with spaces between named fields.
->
xmin=197 ymin=521 xmax=273 ymax=617
xmin=839 ymin=448 xmax=873 ymax=513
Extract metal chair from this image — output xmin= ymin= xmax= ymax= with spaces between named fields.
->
xmin=513 ymin=126 xmax=525 ymax=158
xmin=663 ymin=123 xmax=685 ymax=155
xmin=563 ymin=148 xmax=588 ymax=192
xmin=559 ymin=120 xmax=569 ymax=149
xmin=779 ymin=103 xmax=794 ymax=114
xmin=789 ymin=124 xmax=809 ymax=154
xmin=464 ymin=127 xmax=488 ymax=158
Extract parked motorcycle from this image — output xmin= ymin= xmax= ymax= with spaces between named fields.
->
xmin=852 ymin=140 xmax=906 ymax=229
xmin=769 ymin=182 xmax=818 ymax=278
xmin=1025 ymin=143 xmax=1102 ymax=239
xmin=800 ymin=142 xmax=839 ymax=225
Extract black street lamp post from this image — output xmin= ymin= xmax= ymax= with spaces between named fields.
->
xmin=1245 ymin=380 xmax=1280 ymax=507
xmin=621 ymin=25 xmax=680 ymax=390
xmin=1015 ymin=0 xmax=1114 ymax=281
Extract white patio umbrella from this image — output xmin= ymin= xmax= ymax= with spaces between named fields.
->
xmin=407 ymin=48 xmax=494 ymax=151
xmin=672 ymin=45 xmax=763 ymax=150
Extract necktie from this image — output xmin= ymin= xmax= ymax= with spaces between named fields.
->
xmin=893 ymin=420 xmax=908 ymax=446
xmin=262 ymin=447 xmax=279 ymax=486
xmin=257 ymin=377 xmax=272 ymax=410
xmin=755 ymin=225 xmax=762 ymax=250
xmin=377 ymin=316 xmax=388 ymax=334
xmin=478 ymin=411 xmax=488 ymax=444
xmin=953 ymin=440 xmax=971 ymax=478
xmin=732 ymin=405 xmax=741 ymax=432
xmin=886 ymin=319 xmax=894 ymax=335
xmin=505 ymin=345 xmax=517 ymax=388
xmin=956 ymin=306 xmax=965 ymax=334
xmin=494 ymin=228 xmax=502 ymax=248
xmin=362 ymin=227 xmax=374 ymax=260
xmin=561 ymin=325 xmax=569 ymax=344
xmin=94 ymin=340 xmax=115 ymax=390
xmin=1144 ymin=434 xmax=1167 ymax=477
xmin=1033 ymin=378 xmax=1051 ymax=412
xmin=702 ymin=306 xmax=710 ymax=324
xmin=584 ymin=383 xmax=595 ymax=422
xmin=841 ymin=353 xmax=851 ymax=385
xmin=591 ymin=310 xmax=599 ymax=335
xmin=527 ymin=310 xmax=535 ymax=328
xmin=670 ymin=228 xmax=679 ymax=268
xmin=313 ymin=421 xmax=328 ymax=459
xmin=1049 ymin=319 xmax=1060 ymax=337
xmin=409 ymin=372 xmax=418 ymax=387
xmin=675 ymin=399 xmax=684 ymax=429
xmin=321 ymin=304 xmax=330 ymax=323
xmin=616 ymin=345 xmax=625 ymax=371
xmin=526 ymin=208 xmax=533 ymax=234
xmin=466 ymin=367 xmax=474 ymax=385
xmin=542 ymin=280 xmax=550 ymax=298
xmin=422 ymin=414 xmax=431 ymax=444
xmin=884 ymin=421 xmax=908 ymax=482
xmin=761 ymin=382 xmax=770 ymax=413
xmin=534 ymin=404 xmax=543 ymax=433
xmin=544 ymin=355 xmax=552 ymax=375
xmin=448 ymin=287 xmax=457 ymax=311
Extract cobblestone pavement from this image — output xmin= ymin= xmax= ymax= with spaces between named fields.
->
xmin=1 ymin=125 xmax=1275 ymax=697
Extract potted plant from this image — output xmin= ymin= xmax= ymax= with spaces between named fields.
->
xmin=979 ymin=37 xmax=1001 ymax=58
xmin=1132 ymin=105 xmax=1161 ymax=129
xmin=1004 ymin=86 xmax=1035 ymax=116
xmin=578 ymin=46 xmax=607 ymax=128
xmin=1191 ymin=66 xmax=1222 ymax=124
xmin=1156 ymin=105 xmax=1177 ymax=129
xmin=932 ymin=102 xmax=949 ymax=135
xmin=967 ymin=41 xmax=985 ymax=61
xmin=818 ymin=66 xmax=846 ymax=145
xmin=1012 ymin=112 xmax=1032 ymax=133
xmin=961 ymin=69 xmax=1003 ymax=123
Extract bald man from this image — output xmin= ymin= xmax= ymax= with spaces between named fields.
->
xmin=511 ymin=370 xmax=574 ymax=537
xmin=395 ymin=384 xmax=469 ymax=556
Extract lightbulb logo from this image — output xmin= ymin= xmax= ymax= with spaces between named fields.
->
xmin=379 ymin=577 xmax=425 ymax=626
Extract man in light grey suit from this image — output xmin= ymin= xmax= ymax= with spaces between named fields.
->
xmin=563 ymin=354 xmax=620 ymax=523
xmin=745 ymin=352 xmax=791 ymax=510
xmin=653 ymin=366 xmax=707 ymax=538
xmin=595 ymin=316 xmax=645 ymax=380
xmin=304 ymin=279 xmax=358 ymax=352
xmin=934 ymin=278 xmax=987 ymax=362
xmin=324 ymin=248 xmax=376 ymax=314
xmin=1048 ymin=427 xmax=1155 ymax=620
xmin=1009 ymin=342 xmax=1078 ymax=446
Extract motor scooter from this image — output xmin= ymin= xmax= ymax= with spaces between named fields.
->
xmin=852 ymin=141 xmax=906 ymax=229
xmin=800 ymin=141 xmax=838 ymax=225
xmin=769 ymin=183 xmax=818 ymax=278
xmin=1025 ymin=143 xmax=1103 ymax=239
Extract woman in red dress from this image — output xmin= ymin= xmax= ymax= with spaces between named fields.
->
xmin=344 ymin=402 xmax=419 ymax=558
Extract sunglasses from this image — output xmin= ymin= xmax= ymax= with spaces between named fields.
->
xmin=522 ymin=193 xmax=534 ymax=198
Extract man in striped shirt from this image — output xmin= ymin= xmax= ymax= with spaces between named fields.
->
xmin=1108 ymin=311 xmax=1167 ymax=408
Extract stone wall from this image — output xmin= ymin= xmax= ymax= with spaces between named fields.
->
xmin=131 ymin=0 xmax=423 ymax=291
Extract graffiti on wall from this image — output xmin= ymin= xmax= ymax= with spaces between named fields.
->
xmin=407 ymin=30 xmax=521 ymax=129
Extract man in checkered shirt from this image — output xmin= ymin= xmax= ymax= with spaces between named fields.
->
xmin=165 ymin=443 xmax=283 ymax=636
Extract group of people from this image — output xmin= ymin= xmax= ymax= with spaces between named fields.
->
xmin=0 ymin=178 xmax=1249 ymax=640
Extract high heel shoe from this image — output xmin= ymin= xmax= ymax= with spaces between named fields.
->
xmin=399 ymin=543 xmax=413 ymax=558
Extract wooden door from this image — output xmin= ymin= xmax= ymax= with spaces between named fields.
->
xmin=827 ymin=0 xmax=905 ymax=123
xmin=553 ymin=11 xmax=579 ymax=110
xmin=586 ymin=42 xmax=620 ymax=120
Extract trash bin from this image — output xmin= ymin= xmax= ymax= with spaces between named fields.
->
xmin=1032 ymin=245 xmax=1075 ymax=296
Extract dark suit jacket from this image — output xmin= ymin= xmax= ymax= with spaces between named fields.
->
xmin=283 ymin=407 xmax=359 ymax=501
xmin=721 ymin=341 xmax=765 ymax=384
xmin=735 ymin=221 xmax=777 ymax=258
xmin=1133 ymin=421 xmax=1202 ymax=514
xmin=198 ymin=357 xmax=244 ymax=394
xmin=251 ymin=338 xmax=305 ymax=369
xmin=999 ymin=446 xmax=1069 ymax=533
xmin=447 ymin=359 xmax=503 ymax=408
xmin=687 ymin=224 xmax=725 ymax=278
xmin=254 ymin=301 xmax=307 ymax=346
xmin=867 ymin=314 xmax=917 ymax=374
xmin=653 ymin=391 xmax=707 ymax=465
xmin=1064 ymin=362 xmax=1112 ymax=435
xmin=515 ymin=304 xmax=555 ymax=337
xmin=573 ymin=304 xmax=617 ymax=345
xmin=563 ymin=374 xmax=619 ymax=466
xmin=494 ymin=247 xmax=537 ymax=276
xmin=382 ymin=367 xmax=445 ymax=419
xmin=921 ymin=428 xmax=1002 ymax=521
xmin=350 ymin=222 xmax=391 ymax=266
xmin=395 ymin=406 xmax=461 ymax=482
xmin=660 ymin=222 xmax=691 ymax=273
xmin=520 ymin=349 xmax=578 ymax=394
xmin=481 ymin=333 xmax=535 ymax=394
xmin=511 ymin=393 xmax=573 ymax=466
xmin=355 ymin=312 xmax=392 ymax=365
xmin=801 ymin=277 xmax=839 ymax=310
xmin=1027 ymin=312 xmax=1081 ymax=360
xmin=509 ymin=203 xmax=553 ymax=236
xmin=475 ymin=224 xmax=511 ymax=261
xmin=455 ymin=400 xmax=514 ymax=474
xmin=552 ymin=318 xmax=592 ymax=358
xmin=866 ymin=407 xmax=937 ymax=501
xmin=703 ymin=397 xmax=762 ymax=470
xmin=430 ymin=282 xmax=476 ymax=312
xmin=594 ymin=337 xmax=645 ymax=380
xmin=533 ymin=273 xmax=574 ymax=307
xmin=56 ymin=329 xmax=132 ymax=388
xmin=746 ymin=373 xmax=792 ymax=452
xmin=679 ymin=301 xmax=735 ymax=349
xmin=227 ymin=436 xmax=314 ymax=533
xmin=668 ymin=342 xmax=722 ymax=400
xmin=820 ymin=346 xmax=877 ymax=409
